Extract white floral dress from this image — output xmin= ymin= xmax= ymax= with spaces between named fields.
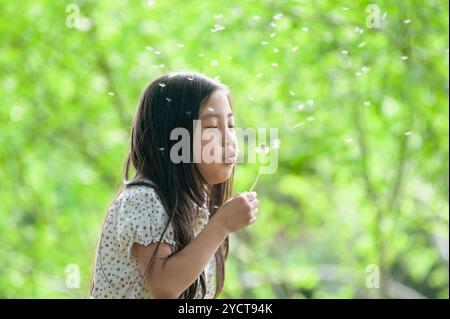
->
xmin=90 ymin=181 xmax=216 ymax=298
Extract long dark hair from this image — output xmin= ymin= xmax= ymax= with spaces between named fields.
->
xmin=90 ymin=72 xmax=233 ymax=299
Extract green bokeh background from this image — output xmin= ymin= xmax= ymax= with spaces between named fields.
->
xmin=0 ymin=0 xmax=448 ymax=298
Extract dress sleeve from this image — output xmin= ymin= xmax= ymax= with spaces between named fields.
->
xmin=116 ymin=186 xmax=177 ymax=258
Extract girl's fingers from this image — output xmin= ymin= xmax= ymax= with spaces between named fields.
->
xmin=251 ymin=199 xmax=260 ymax=209
xmin=246 ymin=191 xmax=257 ymax=202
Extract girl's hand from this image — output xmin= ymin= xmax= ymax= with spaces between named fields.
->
xmin=213 ymin=192 xmax=259 ymax=234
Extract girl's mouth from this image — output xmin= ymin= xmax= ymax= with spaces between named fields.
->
xmin=224 ymin=155 xmax=236 ymax=164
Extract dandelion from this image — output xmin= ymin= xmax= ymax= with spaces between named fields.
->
xmin=249 ymin=140 xmax=281 ymax=191
xmin=273 ymin=48 xmax=279 ymax=53
xmin=108 ymin=92 xmax=115 ymax=96
xmin=261 ymin=41 xmax=269 ymax=46
xmin=401 ymin=55 xmax=409 ymax=60
xmin=292 ymin=46 xmax=299 ymax=52
xmin=271 ymin=62 xmax=279 ymax=67
xmin=357 ymin=41 xmax=366 ymax=48
xmin=306 ymin=99 xmax=315 ymax=108
xmin=289 ymin=90 xmax=295 ymax=96
xmin=302 ymin=27 xmax=309 ymax=32
xmin=363 ymin=101 xmax=371 ymax=106
xmin=270 ymin=32 xmax=277 ymax=38
xmin=341 ymin=50 xmax=349 ymax=55
xmin=404 ymin=19 xmax=412 ymax=24
xmin=341 ymin=6 xmax=349 ymax=11
xmin=404 ymin=131 xmax=413 ymax=136
xmin=154 ymin=50 xmax=161 ymax=55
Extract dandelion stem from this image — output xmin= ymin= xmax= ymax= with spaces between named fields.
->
xmin=249 ymin=169 xmax=261 ymax=192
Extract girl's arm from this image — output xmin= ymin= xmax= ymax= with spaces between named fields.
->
xmin=134 ymin=192 xmax=259 ymax=299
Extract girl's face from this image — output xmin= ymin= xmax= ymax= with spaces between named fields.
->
xmin=194 ymin=90 xmax=237 ymax=185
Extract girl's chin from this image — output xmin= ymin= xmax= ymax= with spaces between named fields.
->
xmin=207 ymin=164 xmax=234 ymax=185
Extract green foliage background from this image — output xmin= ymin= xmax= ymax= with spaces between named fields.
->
xmin=0 ymin=0 xmax=448 ymax=298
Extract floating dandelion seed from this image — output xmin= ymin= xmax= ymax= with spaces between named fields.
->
xmin=341 ymin=50 xmax=349 ymax=55
xmin=291 ymin=122 xmax=305 ymax=129
xmin=186 ymin=111 xmax=192 ymax=116
xmin=271 ymin=62 xmax=279 ymax=67
xmin=177 ymin=43 xmax=184 ymax=48
xmin=289 ymin=90 xmax=295 ymax=96
xmin=159 ymin=64 xmax=165 ymax=68
xmin=198 ymin=53 xmax=205 ymax=58
xmin=292 ymin=46 xmax=299 ymax=52
xmin=158 ymin=83 xmax=166 ymax=88
xmin=404 ymin=131 xmax=413 ymax=136
xmin=270 ymin=21 xmax=276 ymax=28
xmin=306 ymin=99 xmax=315 ymax=108
xmin=273 ymin=48 xmax=279 ymax=53
xmin=214 ymin=14 xmax=223 ymax=20
xmin=341 ymin=6 xmax=349 ymax=11
xmin=261 ymin=41 xmax=269 ymax=46
xmin=187 ymin=77 xmax=194 ymax=81
xmin=273 ymin=13 xmax=283 ymax=20
xmin=253 ymin=15 xmax=261 ymax=20
xmin=296 ymin=103 xmax=305 ymax=111
xmin=345 ymin=137 xmax=353 ymax=143
xmin=211 ymin=60 xmax=219 ymax=66
xmin=307 ymin=116 xmax=315 ymax=122
xmin=270 ymin=32 xmax=277 ymax=38
xmin=256 ymin=73 xmax=263 ymax=78
xmin=211 ymin=24 xmax=226 ymax=32
xmin=165 ymin=97 xmax=172 ymax=103
xmin=357 ymin=41 xmax=366 ymax=48
xmin=354 ymin=27 xmax=364 ymax=34
xmin=250 ymin=141 xmax=280 ymax=191
xmin=363 ymin=101 xmax=371 ymax=106
xmin=108 ymin=92 xmax=115 ymax=96
xmin=248 ymin=96 xmax=255 ymax=101
xmin=302 ymin=27 xmax=309 ymax=32
xmin=404 ymin=19 xmax=412 ymax=24
xmin=355 ymin=66 xmax=369 ymax=76
xmin=382 ymin=11 xmax=388 ymax=20
xmin=226 ymin=56 xmax=233 ymax=60
xmin=401 ymin=56 xmax=409 ymax=60
xmin=154 ymin=50 xmax=161 ymax=55
xmin=145 ymin=46 xmax=154 ymax=51
xmin=207 ymin=107 xmax=215 ymax=112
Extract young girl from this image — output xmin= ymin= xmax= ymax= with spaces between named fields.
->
xmin=89 ymin=72 xmax=259 ymax=299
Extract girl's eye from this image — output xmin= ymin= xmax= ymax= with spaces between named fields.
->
xmin=228 ymin=125 xmax=235 ymax=128
xmin=205 ymin=126 xmax=218 ymax=129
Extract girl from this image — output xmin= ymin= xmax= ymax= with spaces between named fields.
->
xmin=89 ymin=72 xmax=259 ymax=299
